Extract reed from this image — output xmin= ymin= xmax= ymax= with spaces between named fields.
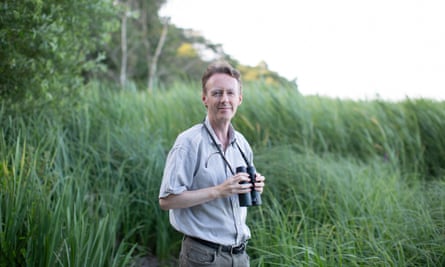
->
xmin=1 ymin=81 xmax=444 ymax=266
xmin=250 ymin=145 xmax=445 ymax=266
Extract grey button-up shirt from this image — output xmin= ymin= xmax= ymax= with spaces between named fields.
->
xmin=159 ymin=116 xmax=253 ymax=246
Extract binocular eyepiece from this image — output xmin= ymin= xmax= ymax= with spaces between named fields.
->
xmin=236 ymin=166 xmax=262 ymax=207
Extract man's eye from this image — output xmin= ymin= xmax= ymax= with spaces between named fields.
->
xmin=213 ymin=91 xmax=223 ymax=96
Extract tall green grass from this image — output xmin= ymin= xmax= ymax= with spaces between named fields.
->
xmin=0 ymin=129 xmax=135 ymax=266
xmin=1 ymin=81 xmax=444 ymax=266
xmin=250 ymin=146 xmax=445 ymax=266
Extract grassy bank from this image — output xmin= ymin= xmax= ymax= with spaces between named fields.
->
xmin=1 ymin=81 xmax=444 ymax=266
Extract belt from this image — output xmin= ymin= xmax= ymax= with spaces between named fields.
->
xmin=186 ymin=236 xmax=247 ymax=254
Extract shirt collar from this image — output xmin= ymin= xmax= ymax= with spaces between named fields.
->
xmin=203 ymin=116 xmax=237 ymax=146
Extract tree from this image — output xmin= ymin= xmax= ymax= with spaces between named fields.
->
xmin=0 ymin=0 xmax=118 ymax=111
xmin=98 ymin=0 xmax=297 ymax=91
xmin=101 ymin=0 xmax=234 ymax=90
xmin=147 ymin=17 xmax=169 ymax=91
xmin=104 ymin=0 xmax=167 ymax=90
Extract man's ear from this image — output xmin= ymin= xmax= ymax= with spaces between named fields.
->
xmin=202 ymin=94 xmax=208 ymax=108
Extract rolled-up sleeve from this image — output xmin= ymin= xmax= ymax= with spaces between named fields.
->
xmin=159 ymin=142 xmax=195 ymax=198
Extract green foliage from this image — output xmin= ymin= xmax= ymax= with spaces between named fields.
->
xmin=0 ymin=119 xmax=136 ymax=266
xmin=1 ymin=0 xmax=295 ymax=114
xmin=100 ymin=0 xmax=296 ymax=90
xmin=401 ymin=99 xmax=445 ymax=177
xmin=102 ymin=0 xmax=173 ymax=84
xmin=250 ymin=147 xmax=445 ymax=266
xmin=0 ymin=0 xmax=118 ymax=112
xmin=1 ymin=82 xmax=444 ymax=266
xmin=233 ymin=85 xmax=445 ymax=178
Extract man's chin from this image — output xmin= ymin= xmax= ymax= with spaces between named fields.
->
xmin=216 ymin=114 xmax=234 ymax=122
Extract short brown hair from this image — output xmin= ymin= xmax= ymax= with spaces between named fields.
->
xmin=201 ymin=61 xmax=242 ymax=94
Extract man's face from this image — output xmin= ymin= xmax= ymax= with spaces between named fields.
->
xmin=202 ymin=73 xmax=242 ymax=124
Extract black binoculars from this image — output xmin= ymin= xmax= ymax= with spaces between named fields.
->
xmin=236 ymin=166 xmax=262 ymax=207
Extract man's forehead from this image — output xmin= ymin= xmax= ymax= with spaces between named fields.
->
xmin=207 ymin=74 xmax=239 ymax=87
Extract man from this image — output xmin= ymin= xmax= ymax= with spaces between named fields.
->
xmin=159 ymin=60 xmax=265 ymax=266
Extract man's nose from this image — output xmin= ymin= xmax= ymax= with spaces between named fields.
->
xmin=221 ymin=92 xmax=229 ymax=101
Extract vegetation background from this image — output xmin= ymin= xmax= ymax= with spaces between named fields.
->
xmin=1 ymin=0 xmax=444 ymax=266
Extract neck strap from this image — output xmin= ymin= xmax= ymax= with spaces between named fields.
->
xmin=202 ymin=119 xmax=251 ymax=175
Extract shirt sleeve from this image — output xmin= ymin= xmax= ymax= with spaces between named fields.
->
xmin=159 ymin=143 xmax=196 ymax=198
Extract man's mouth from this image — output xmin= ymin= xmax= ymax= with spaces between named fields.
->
xmin=218 ymin=106 xmax=231 ymax=110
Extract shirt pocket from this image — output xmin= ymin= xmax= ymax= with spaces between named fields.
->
xmin=194 ymin=152 xmax=226 ymax=188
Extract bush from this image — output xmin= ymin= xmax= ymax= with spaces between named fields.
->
xmin=0 ymin=0 xmax=118 ymax=113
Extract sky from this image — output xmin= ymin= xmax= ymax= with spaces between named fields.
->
xmin=160 ymin=0 xmax=445 ymax=101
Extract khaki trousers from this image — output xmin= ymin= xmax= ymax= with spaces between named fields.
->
xmin=179 ymin=236 xmax=250 ymax=267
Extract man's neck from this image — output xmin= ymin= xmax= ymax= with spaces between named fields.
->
xmin=209 ymin=120 xmax=231 ymax=149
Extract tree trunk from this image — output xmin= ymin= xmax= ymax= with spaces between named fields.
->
xmin=140 ymin=5 xmax=151 ymax=90
xmin=120 ymin=3 xmax=128 ymax=89
xmin=147 ymin=17 xmax=169 ymax=92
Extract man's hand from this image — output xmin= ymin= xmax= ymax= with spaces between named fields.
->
xmin=217 ymin=172 xmax=252 ymax=198
xmin=159 ymin=173 xmax=254 ymax=210
xmin=254 ymin=172 xmax=265 ymax=194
